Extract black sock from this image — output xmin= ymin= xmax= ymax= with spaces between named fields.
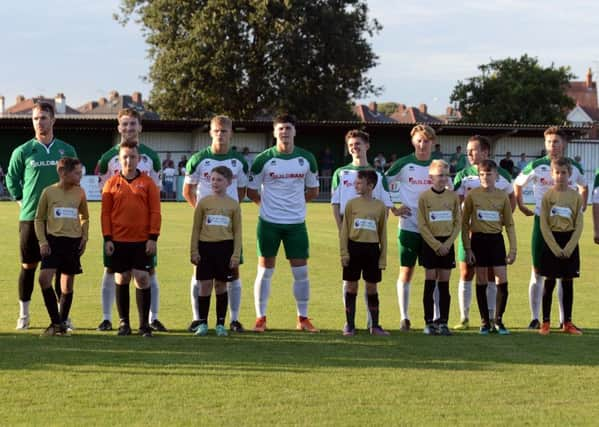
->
xmin=42 ymin=287 xmax=61 ymax=324
xmin=198 ymin=296 xmax=210 ymax=324
xmin=54 ymin=270 xmax=62 ymax=300
xmin=216 ymin=291 xmax=228 ymax=326
xmin=437 ymin=281 xmax=450 ymax=324
xmin=18 ymin=268 xmax=36 ymax=302
xmin=542 ymin=278 xmax=556 ymax=322
xmin=423 ymin=279 xmax=436 ymax=324
xmin=59 ymin=292 xmax=73 ymax=323
xmin=476 ymin=284 xmax=489 ymax=325
xmin=344 ymin=292 xmax=357 ymax=328
xmin=561 ymin=279 xmax=573 ymax=323
xmin=115 ymin=283 xmax=130 ymax=324
xmin=495 ymin=282 xmax=508 ymax=323
xmin=367 ymin=293 xmax=380 ymax=327
xmin=136 ymin=287 xmax=151 ymax=330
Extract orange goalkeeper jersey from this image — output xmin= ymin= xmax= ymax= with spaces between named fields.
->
xmin=101 ymin=171 xmax=161 ymax=242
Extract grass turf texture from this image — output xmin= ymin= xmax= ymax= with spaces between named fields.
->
xmin=1 ymin=201 xmax=598 ymax=425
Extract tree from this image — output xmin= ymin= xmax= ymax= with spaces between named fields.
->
xmin=377 ymin=102 xmax=399 ymax=116
xmin=115 ymin=0 xmax=381 ymax=120
xmin=450 ymin=54 xmax=575 ymax=123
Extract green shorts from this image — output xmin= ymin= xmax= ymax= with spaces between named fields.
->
xmin=397 ymin=229 xmax=422 ymax=267
xmin=457 ymin=232 xmax=467 ymax=263
xmin=531 ymin=215 xmax=542 ymax=270
xmin=103 ymin=243 xmax=158 ymax=268
xmin=257 ymin=218 xmax=309 ymax=259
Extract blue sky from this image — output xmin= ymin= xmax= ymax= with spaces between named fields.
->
xmin=1 ymin=0 xmax=598 ymax=114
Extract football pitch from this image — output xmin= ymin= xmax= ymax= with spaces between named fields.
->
xmin=1 ymin=201 xmax=598 ymax=425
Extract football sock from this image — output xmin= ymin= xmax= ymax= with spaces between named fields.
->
xmin=291 ymin=265 xmax=310 ymax=318
xmin=557 ymin=279 xmax=565 ymax=324
xmin=136 ymin=287 xmax=151 ymax=330
xmin=54 ymin=270 xmax=62 ymax=300
xmin=59 ymin=291 xmax=73 ymax=323
xmin=115 ymin=283 xmax=130 ymax=325
xmin=487 ymin=281 xmax=497 ymax=320
xmin=437 ymin=281 xmax=450 ymax=324
xmin=149 ymin=274 xmax=160 ymax=322
xmin=197 ymin=295 xmax=210 ymax=324
xmin=190 ymin=277 xmax=200 ymax=321
xmin=19 ymin=301 xmax=30 ymax=319
xmin=396 ymin=280 xmax=410 ymax=320
xmin=227 ymin=279 xmax=242 ymax=322
xmin=344 ymin=291 xmax=357 ymax=328
xmin=18 ymin=267 xmax=35 ymax=303
xmin=561 ymin=279 xmax=573 ymax=323
xmin=528 ymin=271 xmax=543 ymax=320
xmin=367 ymin=293 xmax=380 ymax=327
xmin=432 ymin=284 xmax=440 ymax=321
xmin=101 ymin=271 xmax=116 ymax=322
xmin=495 ymin=282 xmax=508 ymax=324
xmin=476 ymin=283 xmax=489 ymax=325
xmin=42 ymin=287 xmax=61 ymax=325
xmin=254 ymin=266 xmax=273 ymax=318
xmin=423 ymin=279 xmax=436 ymax=324
xmin=542 ymin=278 xmax=556 ymax=322
xmin=216 ymin=291 xmax=228 ymax=326
xmin=458 ymin=280 xmax=472 ymax=320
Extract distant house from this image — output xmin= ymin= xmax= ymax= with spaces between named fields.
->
xmin=389 ymin=103 xmax=441 ymax=124
xmin=352 ymin=102 xmax=397 ymax=122
xmin=566 ymin=68 xmax=599 ymax=137
xmin=78 ymin=90 xmax=159 ymax=119
xmin=1 ymin=93 xmax=79 ymax=115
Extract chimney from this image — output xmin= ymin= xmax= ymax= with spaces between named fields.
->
xmin=368 ymin=101 xmax=377 ymax=113
xmin=132 ymin=91 xmax=142 ymax=105
xmin=419 ymin=104 xmax=428 ymax=114
xmin=98 ymin=97 xmax=107 ymax=106
xmin=109 ymin=90 xmax=120 ymax=100
xmin=54 ymin=93 xmax=66 ymax=114
xmin=586 ymin=67 xmax=593 ymax=88
xmin=396 ymin=104 xmax=406 ymax=113
xmin=16 ymin=95 xmax=25 ymax=104
xmin=0 ymin=96 xmax=4 ymax=114
xmin=446 ymin=106 xmax=454 ymax=115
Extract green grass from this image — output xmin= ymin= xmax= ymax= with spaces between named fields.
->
xmin=1 ymin=202 xmax=599 ymax=426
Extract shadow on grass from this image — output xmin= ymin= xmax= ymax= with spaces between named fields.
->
xmin=1 ymin=328 xmax=598 ymax=373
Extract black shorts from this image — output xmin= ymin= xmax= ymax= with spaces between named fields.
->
xmin=420 ymin=236 xmax=456 ymax=270
xmin=196 ymin=240 xmax=234 ymax=282
xmin=343 ymin=240 xmax=382 ymax=283
xmin=111 ymin=241 xmax=153 ymax=273
xmin=19 ymin=221 xmax=41 ymax=264
xmin=539 ymin=231 xmax=580 ymax=279
xmin=471 ymin=233 xmax=506 ymax=267
xmin=40 ymin=235 xmax=83 ymax=275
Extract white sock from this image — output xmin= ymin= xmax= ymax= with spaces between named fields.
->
xmin=149 ymin=274 xmax=159 ymax=322
xmin=291 ymin=265 xmax=310 ymax=317
xmin=19 ymin=300 xmax=30 ymax=318
xmin=254 ymin=266 xmax=274 ymax=318
xmin=190 ymin=276 xmax=200 ymax=321
xmin=557 ymin=279 xmax=564 ymax=324
xmin=528 ymin=271 xmax=543 ymax=320
xmin=396 ymin=280 xmax=410 ymax=320
xmin=433 ymin=284 xmax=440 ymax=320
xmin=101 ymin=271 xmax=116 ymax=322
xmin=458 ymin=280 xmax=472 ymax=320
xmin=487 ymin=281 xmax=497 ymax=318
xmin=227 ymin=279 xmax=242 ymax=322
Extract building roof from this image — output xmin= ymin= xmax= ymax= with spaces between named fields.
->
xmin=389 ymin=104 xmax=442 ymax=124
xmin=352 ymin=103 xmax=397 ymax=123
xmin=4 ymin=95 xmax=80 ymax=115
xmin=77 ymin=90 xmax=159 ymax=119
xmin=566 ymin=68 xmax=598 ymax=112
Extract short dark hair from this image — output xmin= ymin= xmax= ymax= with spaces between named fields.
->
xmin=57 ymin=157 xmax=81 ymax=173
xmin=118 ymin=108 xmax=142 ymax=122
xmin=211 ymin=165 xmax=233 ymax=183
xmin=551 ymin=157 xmax=572 ymax=175
xmin=467 ymin=135 xmax=490 ymax=153
xmin=273 ymin=113 xmax=296 ymax=127
xmin=345 ymin=129 xmax=369 ymax=144
xmin=119 ymin=140 xmax=139 ymax=151
xmin=478 ymin=159 xmax=497 ymax=172
xmin=544 ymin=126 xmax=567 ymax=141
xmin=357 ymin=169 xmax=378 ymax=188
xmin=33 ymin=101 xmax=55 ymax=118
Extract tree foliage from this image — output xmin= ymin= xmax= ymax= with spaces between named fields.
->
xmin=377 ymin=102 xmax=399 ymax=116
xmin=116 ymin=0 xmax=381 ymax=120
xmin=450 ymin=54 xmax=575 ymax=123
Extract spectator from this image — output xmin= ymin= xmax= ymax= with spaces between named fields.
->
xmin=538 ymin=149 xmax=547 ymax=158
xmin=178 ymin=155 xmax=187 ymax=175
xmin=500 ymin=151 xmax=515 ymax=177
xmin=162 ymin=164 xmax=177 ymax=200
xmin=516 ymin=153 xmax=528 ymax=173
xmin=431 ymin=143 xmax=444 ymax=160
xmin=242 ymin=147 xmax=255 ymax=169
xmin=162 ymin=152 xmax=175 ymax=169
xmin=374 ymin=152 xmax=386 ymax=171
xmin=319 ymin=147 xmax=335 ymax=177
xmin=574 ymin=155 xmax=583 ymax=170
xmin=450 ymin=145 xmax=467 ymax=173
xmin=385 ymin=153 xmax=398 ymax=171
